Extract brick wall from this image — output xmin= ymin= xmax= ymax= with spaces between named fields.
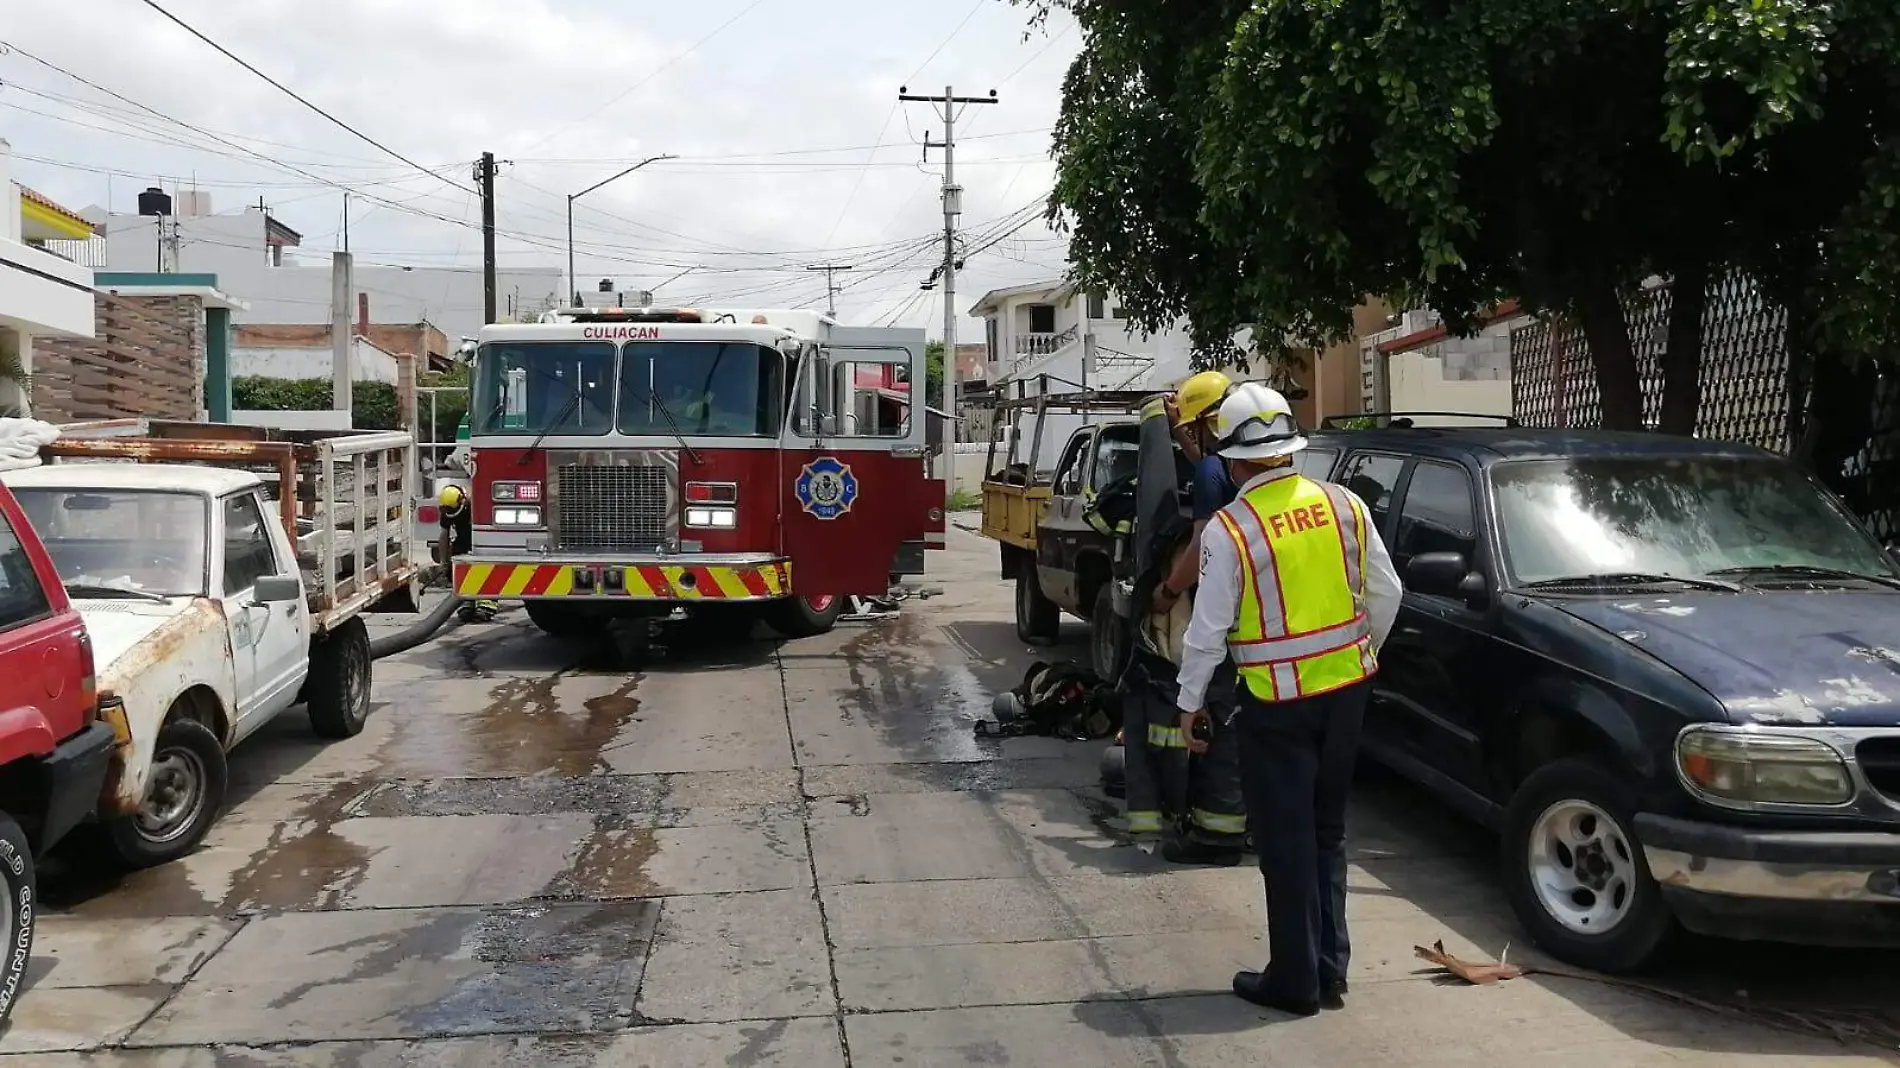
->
xmin=33 ymin=292 xmax=204 ymax=422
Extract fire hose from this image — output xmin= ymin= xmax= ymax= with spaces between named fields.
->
xmin=368 ymin=589 xmax=467 ymax=660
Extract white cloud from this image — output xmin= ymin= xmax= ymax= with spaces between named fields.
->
xmin=3 ymin=0 xmax=1078 ymax=333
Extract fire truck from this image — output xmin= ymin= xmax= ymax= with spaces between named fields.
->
xmin=449 ymin=305 xmax=946 ymax=638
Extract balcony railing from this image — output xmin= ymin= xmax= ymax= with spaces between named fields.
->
xmin=1013 ymin=326 xmax=1077 ymax=357
xmin=35 ymin=236 xmax=108 ymax=268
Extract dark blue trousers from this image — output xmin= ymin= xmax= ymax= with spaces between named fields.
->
xmin=1233 ymin=678 xmax=1370 ymax=1004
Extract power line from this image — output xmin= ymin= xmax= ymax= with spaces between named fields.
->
xmin=132 ymin=0 xmax=473 ymax=192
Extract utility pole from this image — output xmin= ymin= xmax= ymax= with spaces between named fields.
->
xmin=806 ymin=263 xmax=855 ymax=318
xmin=477 ymin=152 xmax=498 ymax=324
xmin=901 ymin=84 xmax=997 ymax=496
xmin=332 ymin=250 xmax=354 ymax=420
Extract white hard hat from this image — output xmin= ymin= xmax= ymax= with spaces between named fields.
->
xmin=1212 ymin=382 xmax=1307 ymax=460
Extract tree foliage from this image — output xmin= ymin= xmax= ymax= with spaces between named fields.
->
xmin=232 ymin=376 xmax=401 ymax=432
xmin=1019 ymin=0 xmax=1900 ymax=430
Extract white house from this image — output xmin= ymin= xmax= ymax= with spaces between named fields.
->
xmin=0 ymin=140 xmax=96 ymax=417
xmin=46 ymin=187 xmax=561 ymax=344
xmin=965 ymin=279 xmax=1204 ymax=469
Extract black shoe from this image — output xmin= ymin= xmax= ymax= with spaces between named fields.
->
xmin=1231 ymin=971 xmax=1319 ymax=1017
xmin=1320 ymin=980 xmax=1348 ymax=1011
xmin=1161 ymin=838 xmax=1242 ymax=867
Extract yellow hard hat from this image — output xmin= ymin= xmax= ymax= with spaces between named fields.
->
xmin=1173 ymin=370 xmax=1232 ymax=426
xmin=438 ymin=484 xmax=466 ymax=511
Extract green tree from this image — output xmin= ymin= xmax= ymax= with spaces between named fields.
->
xmin=231 ymin=376 xmax=401 ymax=431
xmin=1018 ymin=1 xmax=1900 ymax=433
xmin=925 ymin=339 xmax=946 ymax=410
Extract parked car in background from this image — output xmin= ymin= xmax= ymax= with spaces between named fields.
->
xmin=1301 ymin=425 xmax=1900 ymax=973
xmin=0 ymin=480 xmax=115 ymax=1023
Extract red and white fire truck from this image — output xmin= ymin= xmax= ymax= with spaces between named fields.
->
xmin=449 ymin=305 xmax=946 ymax=638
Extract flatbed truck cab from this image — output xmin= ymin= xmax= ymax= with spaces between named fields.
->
xmin=452 ymin=306 xmax=946 ymax=639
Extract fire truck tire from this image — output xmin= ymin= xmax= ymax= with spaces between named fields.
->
xmin=525 ymin=602 xmax=597 ymax=638
xmin=0 ymin=811 xmax=34 ymax=1025
xmin=765 ymin=595 xmax=845 ymax=639
xmin=1016 ymin=562 xmax=1059 ymax=645
xmin=308 ymin=617 xmax=373 ymax=740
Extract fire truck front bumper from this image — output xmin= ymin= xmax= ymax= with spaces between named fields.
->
xmin=453 ymin=554 xmax=793 ymax=602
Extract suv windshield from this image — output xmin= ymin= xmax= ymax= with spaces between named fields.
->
xmin=13 ymin=489 xmax=209 ymax=598
xmin=618 ymin=341 xmax=785 ymax=438
xmin=1491 ymin=456 xmax=1897 ymax=587
xmin=472 ymin=341 xmax=616 ymax=436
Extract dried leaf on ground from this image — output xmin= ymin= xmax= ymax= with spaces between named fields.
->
xmin=1414 ymin=941 xmax=1525 ymax=984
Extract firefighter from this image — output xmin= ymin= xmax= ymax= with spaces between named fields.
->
xmin=438 ymin=485 xmax=499 ymax=623
xmin=1176 ymin=382 xmax=1401 ymax=1016
xmin=1120 ymin=374 xmax=1247 ymax=866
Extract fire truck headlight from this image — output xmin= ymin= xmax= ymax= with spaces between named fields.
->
xmin=493 ymin=506 xmax=543 ymax=527
xmin=684 ymin=506 xmax=737 ymax=529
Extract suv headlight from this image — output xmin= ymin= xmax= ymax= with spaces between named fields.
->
xmin=1676 ymin=727 xmax=1854 ymax=807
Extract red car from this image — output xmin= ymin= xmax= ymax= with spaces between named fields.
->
xmin=0 ymin=480 xmax=116 ymax=1023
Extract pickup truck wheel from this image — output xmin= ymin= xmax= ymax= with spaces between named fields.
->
xmin=108 ymin=718 xmax=227 ymax=869
xmin=1501 ymin=758 xmax=1676 ymax=973
xmin=0 ymin=812 xmax=34 ymax=1024
xmin=308 ymin=617 xmax=373 ymax=740
xmin=764 ymin=595 xmax=845 ymax=639
xmin=1090 ymin=583 xmax=1128 ymax=680
xmin=525 ymin=602 xmax=596 ymax=638
xmin=1015 ymin=562 xmax=1059 ymax=645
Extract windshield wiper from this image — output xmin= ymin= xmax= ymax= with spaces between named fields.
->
xmin=633 ymin=388 xmax=705 ymax=465
xmin=518 ymin=386 xmax=584 ymax=465
xmin=64 ymin=582 xmax=168 ymax=603
xmin=1707 ymin=564 xmax=1900 ymax=591
xmin=1523 ymin=572 xmax=1742 ymax=593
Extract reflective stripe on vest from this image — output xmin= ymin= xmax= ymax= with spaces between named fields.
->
xmin=1214 ymin=475 xmax=1378 ymax=702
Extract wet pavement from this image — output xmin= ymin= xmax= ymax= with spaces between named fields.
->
xmin=3 ymin=527 xmax=1899 ymax=1065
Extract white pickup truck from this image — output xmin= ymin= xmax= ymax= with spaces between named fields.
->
xmin=0 ymin=424 xmax=421 ymax=867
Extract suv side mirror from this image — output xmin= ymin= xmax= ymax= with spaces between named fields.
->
xmin=1407 ymin=551 xmax=1487 ymax=606
xmin=252 ymin=575 xmax=302 ymax=604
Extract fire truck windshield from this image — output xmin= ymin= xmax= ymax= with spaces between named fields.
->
xmin=617 ymin=341 xmax=786 ymax=438
xmin=472 ymin=341 xmax=616 ymax=436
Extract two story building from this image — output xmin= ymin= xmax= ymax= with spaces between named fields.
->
xmin=0 ymin=140 xmax=97 ymax=417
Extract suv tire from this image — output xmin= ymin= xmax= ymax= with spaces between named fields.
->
xmin=1501 ymin=757 xmax=1676 ymax=973
xmin=0 ymin=812 xmax=34 ymax=1024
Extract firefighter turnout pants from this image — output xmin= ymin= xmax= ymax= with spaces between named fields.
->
xmin=1119 ymin=652 xmax=1247 ymax=844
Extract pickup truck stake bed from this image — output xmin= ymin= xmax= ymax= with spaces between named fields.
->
xmin=0 ymin=423 xmax=421 ymax=869
xmin=1294 ymin=424 xmax=1900 ymax=972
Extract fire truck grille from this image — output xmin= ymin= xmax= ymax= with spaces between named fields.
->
xmin=554 ymin=465 xmax=670 ymax=551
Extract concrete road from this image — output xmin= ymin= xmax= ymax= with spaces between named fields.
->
xmin=2 ymin=527 xmax=1897 ymax=1065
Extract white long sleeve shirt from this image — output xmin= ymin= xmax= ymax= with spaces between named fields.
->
xmin=1175 ymin=466 xmax=1404 ymax=712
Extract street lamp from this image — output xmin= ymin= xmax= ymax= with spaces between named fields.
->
xmin=568 ymin=154 xmax=676 ymax=307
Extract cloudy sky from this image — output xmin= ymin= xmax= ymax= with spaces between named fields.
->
xmin=3 ymin=0 xmax=1078 ymax=338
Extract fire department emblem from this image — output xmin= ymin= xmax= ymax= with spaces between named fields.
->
xmin=795 ymin=456 xmax=858 ymax=520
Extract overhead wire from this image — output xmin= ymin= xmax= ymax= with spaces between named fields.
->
xmin=132 ymin=0 xmax=473 ymax=192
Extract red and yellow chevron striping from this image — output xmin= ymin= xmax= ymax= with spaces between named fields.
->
xmin=453 ymin=560 xmax=792 ymax=601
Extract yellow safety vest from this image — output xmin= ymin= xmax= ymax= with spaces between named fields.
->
xmin=1213 ymin=473 xmax=1377 ymax=703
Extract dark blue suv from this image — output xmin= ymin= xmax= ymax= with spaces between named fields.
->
xmin=1298 ymin=425 xmax=1900 ymax=973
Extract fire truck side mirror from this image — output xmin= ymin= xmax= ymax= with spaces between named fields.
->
xmin=455 ymin=339 xmax=478 ymax=363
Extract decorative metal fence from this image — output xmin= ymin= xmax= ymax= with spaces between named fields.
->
xmin=1509 ymin=273 xmax=1898 ymax=542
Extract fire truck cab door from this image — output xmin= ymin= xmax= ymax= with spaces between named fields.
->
xmin=781 ymin=327 xmax=931 ymax=597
